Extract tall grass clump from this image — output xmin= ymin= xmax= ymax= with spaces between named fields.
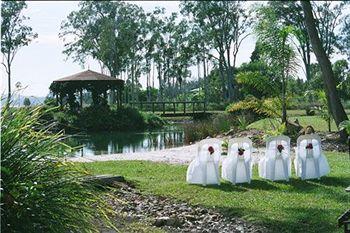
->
xmin=1 ymin=104 xmax=114 ymax=232
xmin=184 ymin=113 xmax=236 ymax=143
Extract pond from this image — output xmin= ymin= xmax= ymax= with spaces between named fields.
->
xmin=67 ymin=125 xmax=185 ymax=157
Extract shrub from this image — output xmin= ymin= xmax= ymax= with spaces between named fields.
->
xmin=1 ymin=104 xmax=113 ymax=232
xmin=141 ymin=112 xmax=167 ymax=129
xmin=48 ymin=105 xmax=166 ymax=132
xmin=184 ymin=113 xmax=236 ymax=143
xmin=339 ymin=120 xmax=350 ymax=135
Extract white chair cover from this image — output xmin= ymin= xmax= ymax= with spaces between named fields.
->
xmin=294 ymin=134 xmax=330 ymax=180
xmin=222 ymin=138 xmax=253 ymax=184
xmin=259 ymin=135 xmax=291 ymax=181
xmin=186 ymin=138 xmax=222 ymax=186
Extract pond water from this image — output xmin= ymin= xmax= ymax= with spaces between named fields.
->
xmin=67 ymin=125 xmax=185 ymax=157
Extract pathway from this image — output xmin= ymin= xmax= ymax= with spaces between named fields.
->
xmin=68 ymin=144 xmax=270 ymax=164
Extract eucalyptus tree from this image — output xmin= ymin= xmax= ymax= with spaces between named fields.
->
xmin=60 ymin=1 xmax=148 ymax=103
xmin=145 ymin=8 xmax=167 ymax=100
xmin=145 ymin=10 xmax=193 ymax=101
xmin=255 ymin=5 xmax=299 ymax=124
xmin=301 ymin=0 xmax=348 ymax=140
xmin=60 ymin=2 xmax=145 ymax=79
xmin=186 ymin=23 xmax=211 ymax=102
xmin=312 ymin=1 xmax=349 ymax=58
xmin=339 ymin=15 xmax=350 ymax=60
xmin=180 ymin=1 xmax=251 ymax=102
xmin=1 ymin=0 xmax=37 ymax=100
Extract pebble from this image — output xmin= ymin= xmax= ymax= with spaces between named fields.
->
xmin=106 ymin=181 xmax=267 ymax=233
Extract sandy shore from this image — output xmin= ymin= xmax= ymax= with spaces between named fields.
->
xmin=68 ymin=144 xmax=268 ymax=164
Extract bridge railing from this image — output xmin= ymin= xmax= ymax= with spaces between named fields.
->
xmin=127 ymin=101 xmax=206 ymax=115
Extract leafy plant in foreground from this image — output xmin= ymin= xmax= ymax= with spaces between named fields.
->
xmin=1 ymin=104 xmax=114 ymax=232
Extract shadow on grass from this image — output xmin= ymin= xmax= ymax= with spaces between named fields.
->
xmin=197 ymin=179 xmax=279 ymax=192
xmin=312 ymin=175 xmax=350 ymax=188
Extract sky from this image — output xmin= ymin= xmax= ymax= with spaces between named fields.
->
xmin=0 ymin=1 xmax=347 ymax=97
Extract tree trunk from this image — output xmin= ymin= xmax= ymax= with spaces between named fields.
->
xmin=226 ymin=47 xmax=234 ymax=101
xmin=281 ymin=36 xmax=287 ymax=124
xmin=203 ymin=58 xmax=208 ymax=104
xmin=305 ymin=42 xmax=311 ymax=81
xmin=7 ymin=58 xmax=11 ymax=101
xmin=301 ymin=1 xmax=348 ymax=140
xmin=218 ymin=52 xmax=227 ymax=101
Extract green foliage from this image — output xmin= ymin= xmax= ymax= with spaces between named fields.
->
xmin=305 ymin=90 xmax=332 ymax=132
xmin=236 ymin=69 xmax=278 ymax=98
xmin=23 ymin=97 xmax=31 ymax=106
xmin=141 ymin=112 xmax=167 ymax=129
xmin=226 ymin=96 xmax=282 ymax=119
xmin=1 ymin=0 xmax=38 ymax=98
xmin=180 ymin=1 xmax=252 ymax=101
xmin=339 ymin=120 xmax=350 ymax=135
xmin=265 ymin=121 xmax=286 ymax=138
xmin=340 ymin=14 xmax=350 ymax=60
xmin=183 ymin=113 xmax=236 ymax=143
xmin=237 ymin=115 xmax=249 ymax=131
xmin=1 ymin=104 xmax=113 ymax=232
xmin=1 ymin=1 xmax=37 ymax=54
xmin=49 ymin=105 xmax=165 ymax=132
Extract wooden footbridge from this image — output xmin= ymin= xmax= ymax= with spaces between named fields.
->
xmin=127 ymin=101 xmax=209 ymax=117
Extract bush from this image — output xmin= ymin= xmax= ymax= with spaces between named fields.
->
xmin=141 ymin=112 xmax=167 ymax=129
xmin=184 ymin=113 xmax=236 ymax=143
xmin=1 ymin=104 xmax=113 ymax=232
xmin=49 ymin=105 xmax=166 ymax=132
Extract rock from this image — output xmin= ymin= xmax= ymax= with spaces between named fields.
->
xmin=154 ymin=217 xmax=169 ymax=227
xmin=184 ymin=214 xmax=197 ymax=222
xmin=106 ymin=180 xmax=267 ymax=233
xmin=153 ymin=216 xmax=182 ymax=228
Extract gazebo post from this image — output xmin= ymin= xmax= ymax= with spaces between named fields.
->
xmin=79 ymin=88 xmax=83 ymax=108
xmin=55 ymin=94 xmax=59 ymax=106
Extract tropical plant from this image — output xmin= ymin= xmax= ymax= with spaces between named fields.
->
xmin=254 ymin=4 xmax=299 ymax=124
xmin=237 ymin=115 xmax=249 ymax=131
xmin=265 ymin=122 xmax=287 ymax=138
xmin=226 ymin=96 xmax=284 ymax=119
xmin=1 ymin=104 xmax=114 ymax=232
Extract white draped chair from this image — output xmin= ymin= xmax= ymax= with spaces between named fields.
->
xmin=294 ymin=134 xmax=330 ymax=180
xmin=222 ymin=138 xmax=253 ymax=184
xmin=186 ymin=138 xmax=222 ymax=186
xmin=259 ymin=135 xmax=291 ymax=181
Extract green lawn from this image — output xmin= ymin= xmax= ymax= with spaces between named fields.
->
xmin=248 ymin=115 xmax=341 ymax=132
xmin=80 ymin=152 xmax=350 ymax=233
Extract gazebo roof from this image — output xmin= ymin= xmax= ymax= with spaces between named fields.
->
xmin=53 ymin=70 xmax=123 ymax=83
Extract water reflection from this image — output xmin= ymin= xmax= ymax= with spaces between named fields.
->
xmin=66 ymin=126 xmax=184 ymax=156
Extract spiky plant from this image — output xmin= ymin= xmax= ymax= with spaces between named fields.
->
xmin=1 ymin=104 xmax=114 ymax=232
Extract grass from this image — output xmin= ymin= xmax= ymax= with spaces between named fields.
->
xmin=80 ymin=152 xmax=350 ymax=233
xmin=248 ymin=115 xmax=343 ymax=132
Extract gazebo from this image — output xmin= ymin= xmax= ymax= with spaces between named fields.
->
xmin=50 ymin=70 xmax=124 ymax=110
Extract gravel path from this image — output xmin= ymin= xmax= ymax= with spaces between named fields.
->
xmin=68 ymin=144 xmax=270 ymax=164
xmin=103 ymin=180 xmax=267 ymax=233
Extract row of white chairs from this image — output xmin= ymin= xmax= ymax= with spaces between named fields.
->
xmin=186 ymin=134 xmax=330 ymax=186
